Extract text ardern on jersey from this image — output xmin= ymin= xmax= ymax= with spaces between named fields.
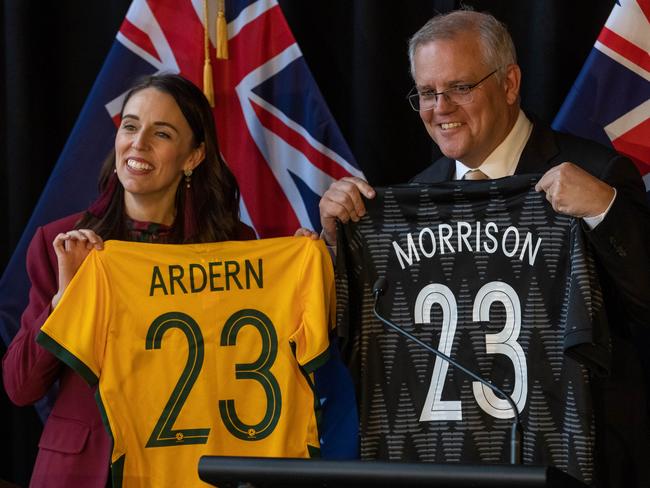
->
xmin=149 ymin=259 xmax=263 ymax=296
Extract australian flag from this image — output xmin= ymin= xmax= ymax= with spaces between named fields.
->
xmin=0 ymin=0 xmax=360 ymax=458
xmin=553 ymin=0 xmax=650 ymax=201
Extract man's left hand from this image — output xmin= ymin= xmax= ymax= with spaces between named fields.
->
xmin=535 ymin=162 xmax=615 ymax=218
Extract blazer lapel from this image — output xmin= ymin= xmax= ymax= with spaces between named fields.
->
xmin=411 ymin=157 xmax=455 ymax=183
xmin=515 ymin=119 xmax=560 ymax=175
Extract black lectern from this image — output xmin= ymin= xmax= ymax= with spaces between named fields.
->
xmin=198 ymin=456 xmax=589 ymax=488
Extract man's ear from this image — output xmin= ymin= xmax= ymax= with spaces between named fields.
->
xmin=503 ymin=64 xmax=521 ymax=105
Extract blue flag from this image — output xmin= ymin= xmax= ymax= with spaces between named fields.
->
xmin=552 ymin=0 xmax=650 ymax=199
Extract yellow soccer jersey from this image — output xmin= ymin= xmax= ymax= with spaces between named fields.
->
xmin=37 ymin=236 xmax=335 ymax=488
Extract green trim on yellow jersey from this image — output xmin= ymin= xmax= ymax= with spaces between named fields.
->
xmin=307 ymin=444 xmax=321 ymax=458
xmin=36 ymin=331 xmax=98 ymax=386
xmin=301 ymin=344 xmax=331 ymax=374
xmin=112 ymin=454 xmax=125 ymax=488
xmin=95 ymin=388 xmax=116 ymax=452
xmin=291 ymin=340 xmax=324 ymax=457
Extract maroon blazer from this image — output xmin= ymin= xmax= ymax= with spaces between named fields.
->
xmin=2 ymin=213 xmax=256 ymax=488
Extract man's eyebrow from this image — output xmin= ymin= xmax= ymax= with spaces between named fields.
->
xmin=416 ymin=78 xmax=471 ymax=90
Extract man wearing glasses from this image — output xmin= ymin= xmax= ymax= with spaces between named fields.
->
xmin=319 ymin=8 xmax=650 ymax=487
xmin=320 ymin=9 xmax=648 ymax=245
xmin=320 ymin=9 xmax=649 ymax=328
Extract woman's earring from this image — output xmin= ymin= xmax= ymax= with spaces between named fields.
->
xmin=184 ymin=169 xmax=193 ymax=188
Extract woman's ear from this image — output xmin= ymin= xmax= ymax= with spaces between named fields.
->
xmin=186 ymin=142 xmax=206 ymax=172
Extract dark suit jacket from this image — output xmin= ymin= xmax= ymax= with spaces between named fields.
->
xmin=2 ymin=213 xmax=256 ymax=488
xmin=413 ymin=121 xmax=650 ymax=487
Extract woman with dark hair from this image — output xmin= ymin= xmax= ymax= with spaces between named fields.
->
xmin=2 ymin=73 xmax=255 ymax=487
xmin=75 ymin=73 xmax=248 ymax=246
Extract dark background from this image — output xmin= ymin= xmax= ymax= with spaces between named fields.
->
xmin=0 ymin=1 xmax=614 ymax=485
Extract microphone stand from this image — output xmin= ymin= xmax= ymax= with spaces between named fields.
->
xmin=372 ymin=278 xmax=523 ymax=465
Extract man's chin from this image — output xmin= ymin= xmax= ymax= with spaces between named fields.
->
xmin=436 ymin=145 xmax=465 ymax=162
xmin=432 ymin=135 xmax=466 ymax=158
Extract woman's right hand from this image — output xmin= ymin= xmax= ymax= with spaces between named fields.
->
xmin=51 ymin=229 xmax=104 ymax=308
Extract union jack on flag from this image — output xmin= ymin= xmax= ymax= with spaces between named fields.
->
xmin=553 ymin=0 xmax=650 ymax=198
xmin=117 ymin=0 xmax=363 ymax=235
xmin=0 ymin=0 xmax=360 ymax=457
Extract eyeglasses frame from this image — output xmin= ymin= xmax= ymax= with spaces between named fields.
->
xmin=407 ymin=69 xmax=499 ymax=112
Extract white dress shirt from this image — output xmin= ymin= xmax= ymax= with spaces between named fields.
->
xmin=454 ymin=110 xmax=613 ymax=229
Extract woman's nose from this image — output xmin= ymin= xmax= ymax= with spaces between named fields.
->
xmin=131 ymin=131 xmax=150 ymax=150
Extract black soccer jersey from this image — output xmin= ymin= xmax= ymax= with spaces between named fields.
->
xmin=336 ymin=175 xmax=610 ymax=485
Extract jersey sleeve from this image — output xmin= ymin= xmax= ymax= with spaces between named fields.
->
xmin=563 ymin=220 xmax=611 ymax=375
xmin=289 ymin=238 xmax=335 ymax=373
xmin=334 ymin=220 xmax=353 ymax=342
xmin=36 ymin=250 xmax=112 ymax=386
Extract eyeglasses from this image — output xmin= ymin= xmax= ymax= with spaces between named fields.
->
xmin=407 ymin=69 xmax=498 ymax=112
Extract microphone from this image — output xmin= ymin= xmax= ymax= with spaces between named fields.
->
xmin=372 ymin=277 xmax=523 ymax=465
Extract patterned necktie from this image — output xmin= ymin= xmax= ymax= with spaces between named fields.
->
xmin=463 ymin=169 xmax=488 ymax=180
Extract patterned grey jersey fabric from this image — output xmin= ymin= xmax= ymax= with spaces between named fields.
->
xmin=336 ymin=174 xmax=610 ymax=485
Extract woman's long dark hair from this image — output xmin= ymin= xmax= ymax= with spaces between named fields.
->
xmin=76 ymin=74 xmax=241 ymax=243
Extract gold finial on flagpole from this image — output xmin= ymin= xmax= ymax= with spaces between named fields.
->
xmin=216 ymin=0 xmax=229 ymax=59
xmin=202 ymin=0 xmax=215 ymax=107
